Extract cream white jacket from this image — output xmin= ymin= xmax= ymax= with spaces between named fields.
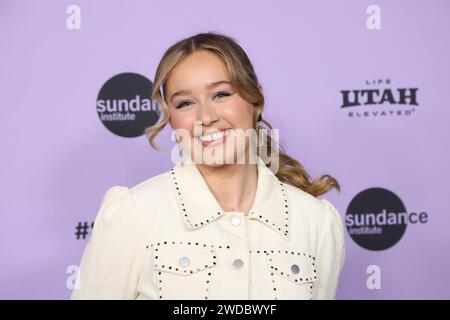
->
xmin=71 ymin=156 xmax=345 ymax=300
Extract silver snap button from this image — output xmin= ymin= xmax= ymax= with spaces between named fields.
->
xmin=291 ymin=264 xmax=300 ymax=274
xmin=230 ymin=215 xmax=241 ymax=226
xmin=232 ymin=258 xmax=244 ymax=269
xmin=179 ymin=256 xmax=190 ymax=267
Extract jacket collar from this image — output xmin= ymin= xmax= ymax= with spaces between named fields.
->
xmin=168 ymin=154 xmax=290 ymax=241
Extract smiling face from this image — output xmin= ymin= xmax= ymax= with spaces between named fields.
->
xmin=166 ymin=49 xmax=258 ymax=166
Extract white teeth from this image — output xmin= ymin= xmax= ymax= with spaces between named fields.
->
xmin=199 ymin=131 xmax=226 ymax=142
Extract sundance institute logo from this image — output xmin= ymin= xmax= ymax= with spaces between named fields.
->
xmin=346 ymin=187 xmax=428 ymax=251
xmin=340 ymin=79 xmax=418 ymax=118
xmin=97 ymin=72 xmax=160 ymax=137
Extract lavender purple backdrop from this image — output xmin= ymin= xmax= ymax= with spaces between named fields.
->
xmin=1 ymin=0 xmax=449 ymax=299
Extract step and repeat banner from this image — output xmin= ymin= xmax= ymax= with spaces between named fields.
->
xmin=1 ymin=0 xmax=449 ymax=299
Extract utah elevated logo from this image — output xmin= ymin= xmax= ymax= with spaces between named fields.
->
xmin=340 ymin=79 xmax=418 ymax=118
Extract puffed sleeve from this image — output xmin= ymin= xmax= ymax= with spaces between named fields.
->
xmin=70 ymin=186 xmax=143 ymax=300
xmin=312 ymin=198 xmax=346 ymax=300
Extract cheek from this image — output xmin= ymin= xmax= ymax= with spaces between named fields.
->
xmin=222 ymin=99 xmax=254 ymax=128
xmin=169 ymin=110 xmax=195 ymax=132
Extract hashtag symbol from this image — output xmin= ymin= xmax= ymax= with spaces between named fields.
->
xmin=75 ymin=222 xmax=89 ymax=240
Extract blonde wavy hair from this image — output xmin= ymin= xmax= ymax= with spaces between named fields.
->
xmin=145 ymin=31 xmax=340 ymax=197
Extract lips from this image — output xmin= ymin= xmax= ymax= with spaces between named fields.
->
xmin=199 ymin=128 xmax=230 ymax=137
xmin=197 ymin=129 xmax=232 ymax=148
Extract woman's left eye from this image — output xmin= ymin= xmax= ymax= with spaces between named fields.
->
xmin=214 ymin=91 xmax=232 ymax=99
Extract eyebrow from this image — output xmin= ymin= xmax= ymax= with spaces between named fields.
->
xmin=169 ymin=80 xmax=231 ymax=103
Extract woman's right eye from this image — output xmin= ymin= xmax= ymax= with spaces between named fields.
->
xmin=176 ymin=101 xmax=192 ymax=109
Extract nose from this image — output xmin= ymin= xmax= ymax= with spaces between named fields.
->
xmin=197 ymin=102 xmax=219 ymax=126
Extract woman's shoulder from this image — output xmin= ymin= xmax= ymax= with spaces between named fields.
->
xmin=129 ymin=169 xmax=171 ymax=195
xmin=282 ymin=181 xmax=343 ymax=229
xmin=94 ymin=169 xmax=173 ymax=231
xmin=99 ymin=168 xmax=171 ymax=211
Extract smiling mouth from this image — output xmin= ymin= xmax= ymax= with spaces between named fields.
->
xmin=196 ymin=129 xmax=232 ymax=147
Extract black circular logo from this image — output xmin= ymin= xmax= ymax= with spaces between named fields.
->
xmin=97 ymin=72 xmax=160 ymax=137
xmin=346 ymin=187 xmax=407 ymax=251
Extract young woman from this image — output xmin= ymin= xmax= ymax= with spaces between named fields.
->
xmin=71 ymin=32 xmax=345 ymax=300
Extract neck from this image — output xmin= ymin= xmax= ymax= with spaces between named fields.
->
xmin=196 ymin=162 xmax=258 ymax=215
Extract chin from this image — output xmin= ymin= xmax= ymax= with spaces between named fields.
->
xmin=189 ymin=148 xmax=241 ymax=166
